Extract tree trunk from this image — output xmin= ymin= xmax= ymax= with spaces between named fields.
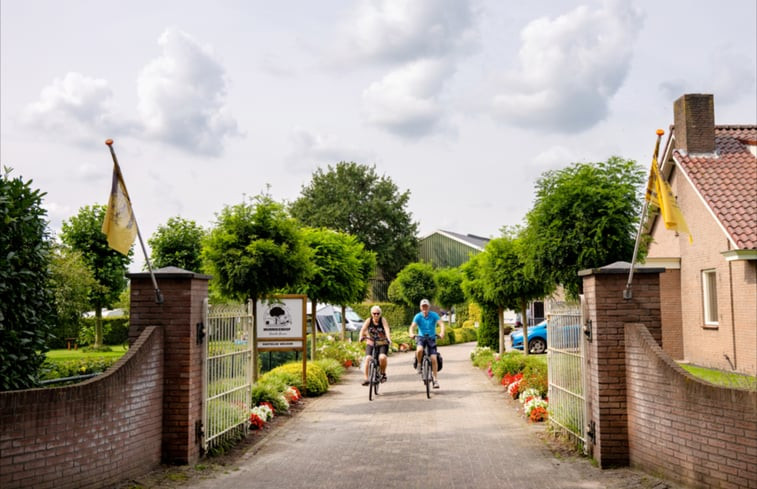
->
xmin=520 ymin=297 xmax=529 ymax=357
xmin=340 ymin=305 xmax=347 ymax=342
xmin=311 ymin=300 xmax=317 ymax=361
xmin=94 ymin=307 xmax=103 ymax=348
xmin=498 ymin=305 xmax=504 ymax=355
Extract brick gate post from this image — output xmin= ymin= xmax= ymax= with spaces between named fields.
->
xmin=578 ymin=262 xmax=663 ymax=468
xmin=128 ymin=266 xmax=210 ymax=465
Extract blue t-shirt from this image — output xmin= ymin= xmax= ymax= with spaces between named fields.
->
xmin=413 ymin=311 xmax=440 ymax=337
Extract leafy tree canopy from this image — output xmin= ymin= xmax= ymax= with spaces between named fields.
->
xmin=523 ymin=156 xmax=644 ymax=298
xmin=60 ymin=204 xmax=132 ymax=347
xmin=203 ymin=195 xmax=313 ymax=302
xmin=148 ymin=216 xmax=206 ymax=272
xmin=389 ymin=262 xmax=436 ymax=308
xmin=49 ymin=245 xmax=98 ymax=348
xmin=289 ymin=162 xmax=419 ymax=282
xmin=299 ymin=227 xmax=376 ymax=305
xmin=480 ymin=236 xmax=549 ymax=311
xmin=434 ymin=267 xmax=465 ymax=311
xmin=0 ymin=168 xmax=55 ymax=389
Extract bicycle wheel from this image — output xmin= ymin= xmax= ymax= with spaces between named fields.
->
xmin=373 ymin=368 xmax=380 ymax=395
xmin=423 ymin=356 xmax=431 ymax=399
xmin=368 ymin=360 xmax=377 ymax=401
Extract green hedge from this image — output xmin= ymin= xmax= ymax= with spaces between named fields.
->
xmin=39 ymin=356 xmax=120 ymax=380
xmin=351 ymin=302 xmax=415 ymax=332
xmin=259 ymin=361 xmax=329 ymax=396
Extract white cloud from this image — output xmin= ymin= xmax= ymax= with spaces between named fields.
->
xmin=349 ymin=0 xmax=478 ymax=63
xmin=492 ymin=0 xmax=644 ymax=133
xmin=286 ymin=127 xmax=374 ymax=172
xmin=20 ymin=72 xmax=128 ymax=141
xmin=362 ymin=58 xmax=455 ymax=138
xmin=137 ymin=27 xmax=240 ymax=156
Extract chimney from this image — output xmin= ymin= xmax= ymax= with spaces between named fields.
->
xmin=673 ymin=94 xmax=715 ymax=154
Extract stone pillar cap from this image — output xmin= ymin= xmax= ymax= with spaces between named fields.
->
xmin=578 ymin=261 xmax=665 ymax=277
xmin=127 ymin=266 xmax=211 ymax=280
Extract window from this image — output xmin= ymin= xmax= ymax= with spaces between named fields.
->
xmin=702 ymin=269 xmax=718 ymax=326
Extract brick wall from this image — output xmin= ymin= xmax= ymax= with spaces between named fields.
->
xmin=659 ymin=268 xmax=684 ymax=360
xmin=625 ymin=324 xmax=757 ymax=489
xmin=0 ymin=326 xmax=164 ymax=489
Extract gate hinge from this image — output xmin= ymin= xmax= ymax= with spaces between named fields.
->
xmin=196 ymin=322 xmax=206 ymax=344
xmin=195 ymin=420 xmax=204 ymax=443
xmin=587 ymin=420 xmax=596 ymax=444
xmin=583 ymin=319 xmax=592 ymax=342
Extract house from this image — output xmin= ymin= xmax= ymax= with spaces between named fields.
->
xmin=419 ymin=229 xmax=489 ymax=268
xmin=644 ymin=93 xmax=756 ymax=376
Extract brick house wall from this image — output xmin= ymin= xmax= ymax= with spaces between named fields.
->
xmin=625 ymin=324 xmax=757 ymax=489
xmin=0 ymin=326 xmax=164 ymax=489
xmin=658 ymin=267 xmax=684 ymax=360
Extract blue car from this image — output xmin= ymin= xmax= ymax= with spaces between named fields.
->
xmin=510 ymin=320 xmax=548 ymax=354
xmin=510 ymin=320 xmax=581 ymax=354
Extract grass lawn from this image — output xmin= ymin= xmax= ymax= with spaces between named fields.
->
xmin=46 ymin=345 xmax=129 ymax=361
xmin=679 ymin=363 xmax=757 ymax=390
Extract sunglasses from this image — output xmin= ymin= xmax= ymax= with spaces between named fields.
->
xmin=372 ymin=312 xmax=380 ymax=315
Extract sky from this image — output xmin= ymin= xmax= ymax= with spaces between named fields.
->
xmin=2 ymin=0 xmax=756 ymax=272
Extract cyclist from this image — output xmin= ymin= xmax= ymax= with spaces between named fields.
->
xmin=409 ymin=298 xmax=445 ymax=389
xmin=359 ymin=305 xmax=392 ymax=386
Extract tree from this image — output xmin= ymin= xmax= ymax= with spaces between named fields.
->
xmin=60 ymin=204 xmax=132 ymax=348
xmin=434 ymin=267 xmax=465 ymax=324
xmin=290 ymin=162 xmax=419 ymax=284
xmin=203 ymin=195 xmax=313 ymax=378
xmin=523 ymin=156 xmax=644 ymax=298
xmin=480 ymin=236 xmax=550 ymax=355
xmin=299 ymin=228 xmax=376 ymax=352
xmin=49 ymin=245 xmax=97 ymax=348
xmin=0 ymin=168 xmax=56 ymax=390
xmin=460 ymin=254 xmax=499 ymax=350
xmin=148 ymin=216 xmax=206 ymax=272
xmin=389 ymin=262 xmax=436 ymax=308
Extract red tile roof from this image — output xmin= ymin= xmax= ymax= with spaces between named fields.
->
xmin=675 ymin=126 xmax=757 ymax=250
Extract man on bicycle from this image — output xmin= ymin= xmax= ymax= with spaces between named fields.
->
xmin=359 ymin=305 xmax=392 ymax=386
xmin=409 ymin=299 xmax=445 ymax=389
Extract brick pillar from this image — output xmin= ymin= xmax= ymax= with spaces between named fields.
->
xmin=128 ymin=266 xmax=210 ymax=465
xmin=578 ymin=262 xmax=663 ymax=468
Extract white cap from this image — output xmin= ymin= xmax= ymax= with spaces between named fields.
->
xmin=420 ymin=299 xmax=430 ymax=307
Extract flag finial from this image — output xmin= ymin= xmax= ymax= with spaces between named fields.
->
xmin=656 ymin=129 xmax=664 ymax=136
xmin=105 ymin=139 xmax=114 ymax=146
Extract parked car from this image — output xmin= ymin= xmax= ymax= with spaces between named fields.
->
xmin=509 ymin=320 xmax=581 ymax=354
xmin=333 ymin=306 xmax=363 ymax=332
xmin=307 ymin=303 xmax=363 ymax=333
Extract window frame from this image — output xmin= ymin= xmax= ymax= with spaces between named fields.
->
xmin=701 ymin=269 xmax=719 ymax=327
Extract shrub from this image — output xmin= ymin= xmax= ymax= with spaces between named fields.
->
xmin=260 ymin=361 xmax=329 ymax=396
xmin=78 ymin=317 xmax=129 ymax=346
xmin=456 ymin=327 xmax=478 ymax=343
xmin=491 ymin=352 xmax=527 ymax=381
xmin=520 ymin=361 xmax=548 ymax=398
xmin=476 ymin=304 xmax=500 ymax=350
xmin=313 ymin=358 xmax=344 ymax=384
xmin=470 ymin=346 xmax=495 ymax=368
xmin=315 ymin=335 xmax=362 ymax=367
xmin=39 ymin=357 xmax=120 ymax=381
xmin=250 ymin=382 xmax=289 ymax=413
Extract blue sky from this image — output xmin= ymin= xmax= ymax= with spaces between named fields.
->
xmin=2 ymin=0 xmax=755 ymax=271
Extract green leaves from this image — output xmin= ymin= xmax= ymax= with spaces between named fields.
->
xmin=148 ymin=216 xmax=206 ymax=271
xmin=0 ymin=171 xmax=55 ymax=390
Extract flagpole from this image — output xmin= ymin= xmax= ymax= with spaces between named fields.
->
xmin=105 ymin=139 xmax=164 ymax=304
xmin=624 ymin=129 xmax=664 ymax=300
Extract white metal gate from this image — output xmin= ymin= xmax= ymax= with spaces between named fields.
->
xmin=547 ymin=301 xmax=587 ymax=451
xmin=202 ymin=299 xmax=253 ymax=452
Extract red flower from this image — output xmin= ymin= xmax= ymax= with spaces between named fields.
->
xmin=344 ymin=359 xmax=353 ymax=368
xmin=261 ymin=401 xmax=275 ymax=415
xmin=250 ymin=413 xmax=265 ymax=429
xmin=529 ymin=406 xmax=548 ymax=422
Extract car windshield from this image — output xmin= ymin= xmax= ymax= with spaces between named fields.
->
xmin=346 ymin=310 xmax=362 ymax=321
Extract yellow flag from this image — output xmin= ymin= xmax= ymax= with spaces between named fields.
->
xmin=101 ymin=162 xmax=137 ymax=255
xmin=645 ymin=153 xmax=692 ymax=243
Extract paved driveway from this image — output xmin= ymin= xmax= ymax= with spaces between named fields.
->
xmin=187 ymin=342 xmax=680 ymax=489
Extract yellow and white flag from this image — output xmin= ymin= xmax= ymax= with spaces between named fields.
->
xmin=645 ymin=133 xmax=692 ymax=243
xmin=102 ymin=160 xmax=137 ymax=255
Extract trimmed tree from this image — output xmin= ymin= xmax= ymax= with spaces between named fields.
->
xmin=389 ymin=262 xmax=436 ymax=308
xmin=523 ymin=156 xmax=644 ymax=298
xmin=460 ymin=253 xmax=499 ymax=350
xmin=60 ymin=204 xmax=132 ymax=349
xmin=434 ymin=267 xmax=465 ymax=325
xmin=148 ymin=216 xmax=206 ymax=272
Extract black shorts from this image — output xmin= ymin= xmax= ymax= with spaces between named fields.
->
xmin=366 ymin=343 xmax=389 ymax=357
xmin=416 ymin=336 xmax=438 ymax=356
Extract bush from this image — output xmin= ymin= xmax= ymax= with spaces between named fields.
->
xmin=470 ymin=346 xmax=495 ymax=368
xmin=520 ymin=361 xmax=548 ymax=398
xmin=260 ymin=361 xmax=329 ymax=396
xmin=313 ymin=358 xmax=345 ymax=384
xmin=39 ymin=356 xmax=120 ymax=381
xmin=250 ymin=382 xmax=290 ymax=413
xmin=78 ymin=317 xmax=129 ymax=346
xmin=315 ymin=335 xmax=362 ymax=367
xmin=491 ymin=352 xmax=528 ymax=381
xmin=476 ymin=304 xmax=500 ymax=350
xmin=455 ymin=327 xmax=478 ymax=343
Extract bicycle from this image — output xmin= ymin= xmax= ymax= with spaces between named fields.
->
xmin=361 ymin=337 xmax=387 ymax=401
xmin=415 ymin=334 xmax=439 ymax=399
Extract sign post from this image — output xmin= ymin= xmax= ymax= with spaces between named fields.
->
xmin=255 ymin=295 xmax=308 ymax=387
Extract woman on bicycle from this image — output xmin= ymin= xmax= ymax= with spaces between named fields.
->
xmin=409 ymin=299 xmax=445 ymax=389
xmin=359 ymin=305 xmax=392 ymax=386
